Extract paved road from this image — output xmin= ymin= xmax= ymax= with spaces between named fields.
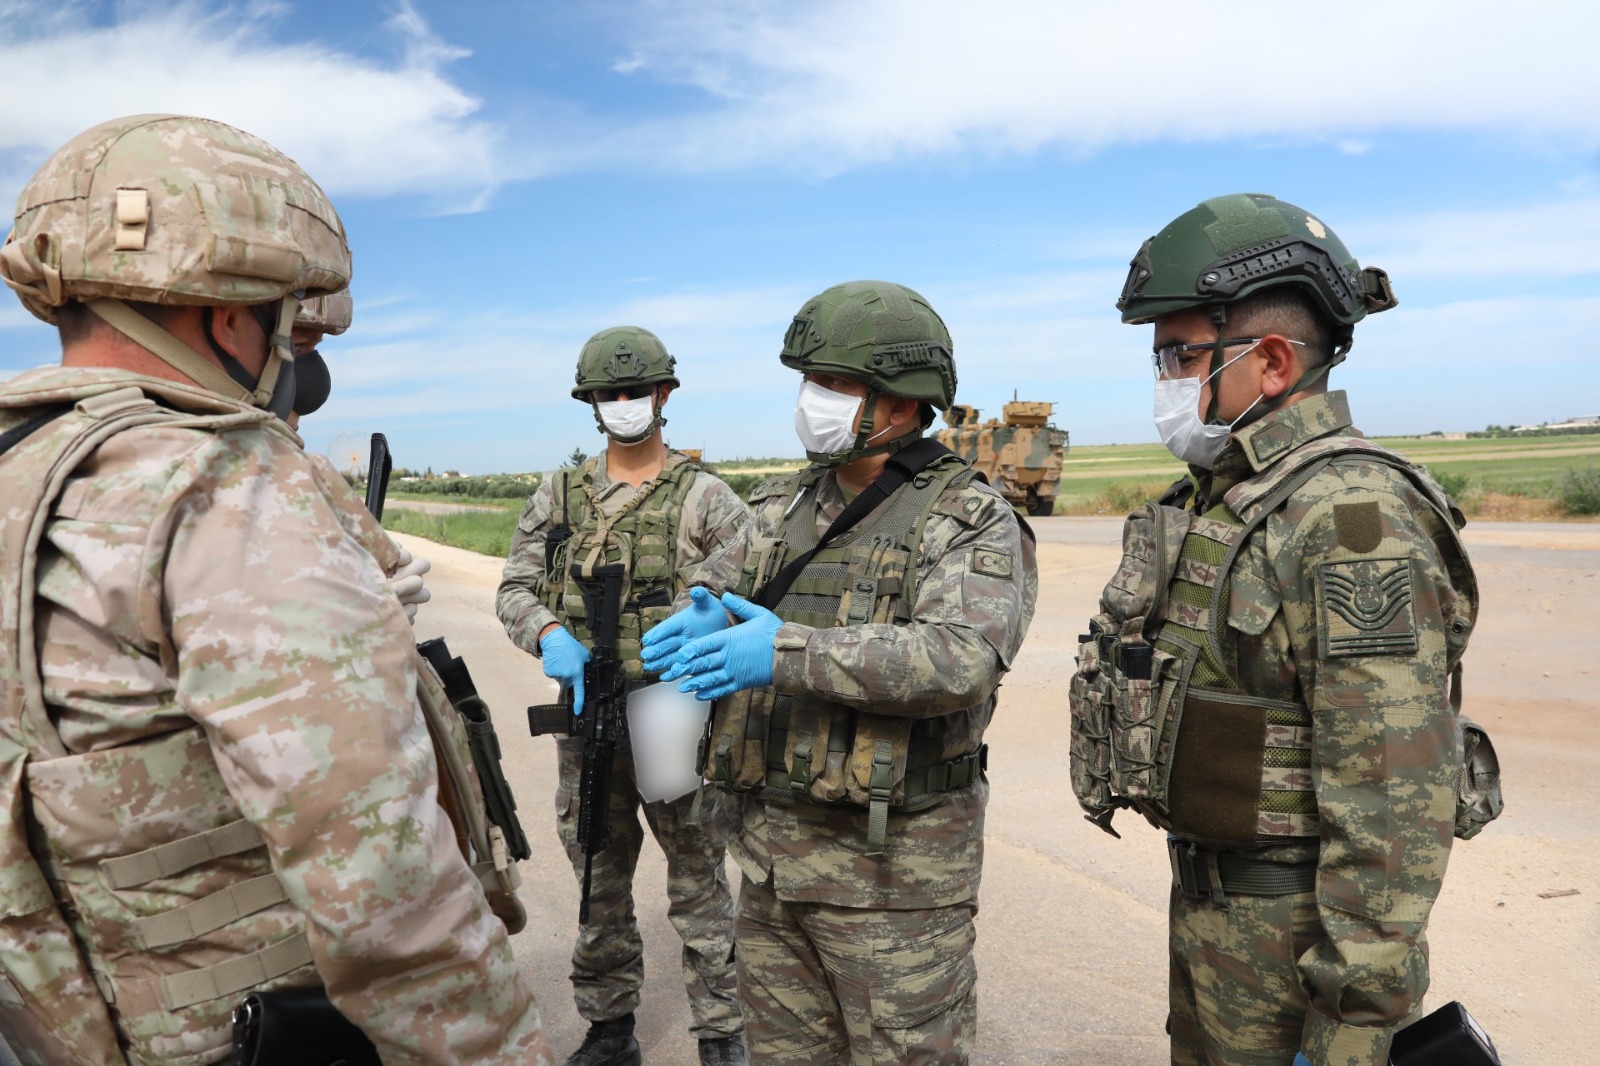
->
xmin=400 ymin=517 xmax=1599 ymax=1065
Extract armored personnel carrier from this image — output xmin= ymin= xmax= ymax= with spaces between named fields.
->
xmin=934 ymin=399 xmax=1069 ymax=516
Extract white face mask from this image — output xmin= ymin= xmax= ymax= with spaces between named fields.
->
xmin=794 ymin=380 xmax=864 ymax=456
xmin=1152 ymin=345 xmax=1264 ymax=469
xmin=596 ymin=395 xmax=656 ymax=442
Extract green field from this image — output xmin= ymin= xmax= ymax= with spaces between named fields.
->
xmin=383 ymin=507 xmax=521 ymax=557
xmin=1367 ymin=435 xmax=1600 ymax=496
xmin=381 ymin=431 xmax=1600 ymax=557
xmin=389 ymin=491 xmax=522 ymax=509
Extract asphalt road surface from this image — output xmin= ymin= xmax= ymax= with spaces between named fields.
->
xmin=400 ymin=516 xmax=1598 ymax=1065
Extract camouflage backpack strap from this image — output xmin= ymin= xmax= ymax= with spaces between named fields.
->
xmin=896 ymin=454 xmax=985 ymax=621
xmin=643 ymin=451 xmax=701 ymax=576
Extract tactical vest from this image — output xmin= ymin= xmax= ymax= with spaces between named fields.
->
xmin=0 ymin=378 xmax=523 ymax=1066
xmin=541 ymin=452 xmax=700 ymax=679
xmin=1068 ymin=434 xmax=1502 ymax=846
xmin=702 ymin=457 xmax=987 ymax=854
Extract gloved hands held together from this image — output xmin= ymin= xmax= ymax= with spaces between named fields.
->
xmin=659 ymin=591 xmax=781 ymax=702
xmin=640 ymin=586 xmax=730 ymax=673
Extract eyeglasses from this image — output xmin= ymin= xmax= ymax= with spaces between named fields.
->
xmin=1150 ymin=337 xmax=1266 ymax=380
xmin=1150 ymin=337 xmax=1305 ymax=380
xmin=591 ymin=385 xmax=653 ymax=402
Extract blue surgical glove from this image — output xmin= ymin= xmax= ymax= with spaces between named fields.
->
xmin=661 ymin=591 xmax=782 ymax=702
xmin=539 ymin=626 xmax=591 ymax=716
xmin=1292 ymin=1054 xmax=1314 ymax=1066
xmin=640 ymin=586 xmax=729 ymax=673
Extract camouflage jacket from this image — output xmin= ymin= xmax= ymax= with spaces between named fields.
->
xmin=1183 ymin=392 xmax=1472 ymax=1065
xmin=496 ymin=451 xmax=748 ymax=663
xmin=681 ymin=460 xmax=1039 ymax=909
xmin=0 ymin=367 xmax=549 ymax=1066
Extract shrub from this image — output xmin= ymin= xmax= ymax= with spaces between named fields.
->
xmin=1557 ymin=465 xmax=1600 ymax=516
xmin=1430 ymin=469 xmax=1470 ymax=500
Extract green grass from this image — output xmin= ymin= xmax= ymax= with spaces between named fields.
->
xmin=382 ymin=508 xmax=520 ymax=557
xmin=389 ymin=491 xmax=523 ymax=509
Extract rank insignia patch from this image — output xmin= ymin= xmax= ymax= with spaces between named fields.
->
xmin=1319 ymin=557 xmax=1418 ymax=657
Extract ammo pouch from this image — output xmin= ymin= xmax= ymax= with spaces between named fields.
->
xmin=541 ymin=455 xmax=697 ymax=679
xmin=231 ymin=986 xmax=381 ymax=1066
xmin=1068 ymin=501 xmax=1191 ymax=832
xmin=701 ymin=445 xmax=987 ymax=854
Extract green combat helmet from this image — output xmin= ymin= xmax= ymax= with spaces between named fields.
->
xmin=780 ymin=280 xmax=957 ymax=465
xmin=572 ymin=325 xmax=679 ymax=442
xmin=1117 ymin=193 xmax=1397 ymax=417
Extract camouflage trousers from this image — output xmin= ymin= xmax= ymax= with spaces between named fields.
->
xmin=1168 ymin=886 xmax=1324 ymax=1066
xmin=556 ymin=736 xmax=742 ymax=1039
xmin=735 ymin=874 xmax=978 ymax=1065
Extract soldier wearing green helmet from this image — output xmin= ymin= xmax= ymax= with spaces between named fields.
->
xmin=1071 ymin=195 xmax=1499 ymax=1066
xmin=499 ymin=325 xmax=749 ymax=1066
xmin=641 ymin=281 xmax=1038 ymax=1064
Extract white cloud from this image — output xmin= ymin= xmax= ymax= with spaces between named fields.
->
xmin=1346 ymin=197 xmax=1600 ymax=281
xmin=0 ymin=1 xmax=504 ymax=204
xmin=600 ymin=0 xmax=1600 ymax=172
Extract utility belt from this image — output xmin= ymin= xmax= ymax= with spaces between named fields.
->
xmin=1168 ymin=837 xmax=1317 ymax=903
xmin=757 ymin=745 xmax=986 ymax=810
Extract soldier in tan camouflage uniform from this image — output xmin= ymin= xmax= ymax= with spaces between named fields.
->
xmin=1069 ymin=194 xmax=1500 ymax=1066
xmin=497 ymin=327 xmax=748 ymax=1066
xmin=0 ymin=115 xmax=550 ymax=1066
xmin=640 ymin=282 xmax=1039 ymax=1066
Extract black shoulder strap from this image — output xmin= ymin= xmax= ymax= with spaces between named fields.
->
xmin=754 ymin=437 xmax=953 ymax=610
xmin=0 ymin=407 xmax=69 ymax=460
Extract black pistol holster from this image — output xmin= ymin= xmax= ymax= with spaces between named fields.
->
xmin=1389 ymin=1001 xmax=1501 ymax=1066
xmin=232 ymin=987 xmax=380 ymax=1066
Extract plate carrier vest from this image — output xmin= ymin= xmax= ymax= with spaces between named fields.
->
xmin=542 ymin=453 xmax=700 ymax=680
xmin=1068 ymin=434 xmax=1502 ymax=846
xmin=0 ymin=380 xmax=523 ymax=1066
xmin=701 ymin=454 xmax=990 ymax=854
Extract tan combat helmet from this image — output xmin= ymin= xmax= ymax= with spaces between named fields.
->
xmin=0 ymin=114 xmax=351 ymax=418
xmin=295 ymin=289 xmax=354 ymax=335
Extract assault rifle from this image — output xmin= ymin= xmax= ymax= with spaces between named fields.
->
xmin=527 ymin=561 xmax=627 ymax=924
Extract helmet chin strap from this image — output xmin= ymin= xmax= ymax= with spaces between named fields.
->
xmin=1202 ymin=304 xmax=1344 ymax=432
xmin=87 ymin=296 xmax=300 ymax=415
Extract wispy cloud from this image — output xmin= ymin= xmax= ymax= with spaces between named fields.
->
xmin=1348 ymin=197 xmax=1600 ymax=281
xmin=0 ymin=1 xmax=504 ymax=206
xmin=598 ymin=0 xmax=1600 ymax=172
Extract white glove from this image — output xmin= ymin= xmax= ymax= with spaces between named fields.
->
xmin=390 ymin=546 xmax=432 ymax=624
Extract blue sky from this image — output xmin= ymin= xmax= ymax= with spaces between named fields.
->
xmin=1 ymin=0 xmax=1596 ymax=473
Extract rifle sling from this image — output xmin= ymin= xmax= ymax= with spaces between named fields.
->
xmin=0 ymin=407 xmax=69 ymax=458
xmin=754 ymin=437 xmax=952 ymax=611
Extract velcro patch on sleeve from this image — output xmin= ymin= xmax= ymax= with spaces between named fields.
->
xmin=1333 ymin=501 xmax=1384 ymax=553
xmin=1318 ymin=557 xmax=1418 ymax=658
xmin=971 ymin=548 xmax=1013 ymax=579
